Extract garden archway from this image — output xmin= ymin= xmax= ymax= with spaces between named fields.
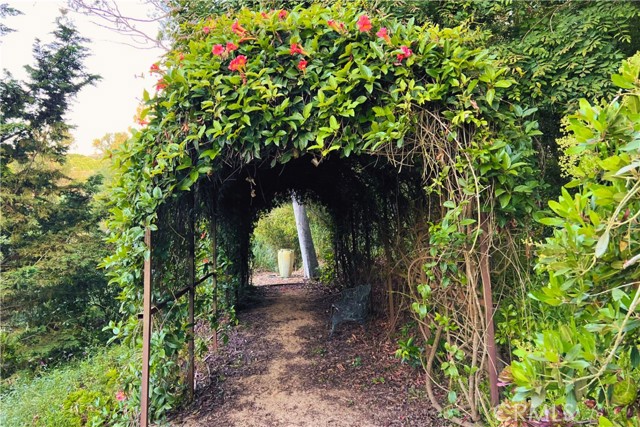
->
xmin=105 ymin=4 xmax=539 ymax=426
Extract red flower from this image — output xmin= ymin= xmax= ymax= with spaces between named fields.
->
xmin=290 ymin=43 xmax=305 ymax=55
xmin=203 ymin=26 xmax=210 ymax=34
xmin=203 ymin=258 xmax=209 ymax=264
xmin=396 ymin=45 xmax=413 ymax=62
xmin=200 ymin=232 xmax=207 ymax=240
xmin=212 ymin=44 xmax=224 ymax=56
xmin=297 ymin=59 xmax=308 ymax=71
xmin=261 ymin=11 xmax=269 ymax=19
xmin=116 ymin=391 xmax=127 ymax=402
xmin=226 ymin=42 xmax=238 ymax=52
xmin=155 ymin=79 xmax=167 ymax=91
xmin=136 ymin=117 xmax=149 ymax=126
xmin=178 ymin=53 xmax=185 ymax=61
xmin=149 ymin=63 xmax=160 ymax=73
xmin=278 ymin=9 xmax=287 ymax=19
xmin=231 ymin=20 xmax=246 ymax=36
xmin=228 ymin=55 xmax=247 ymax=71
xmin=327 ymin=19 xmax=345 ymax=33
xmin=356 ymin=15 xmax=372 ymax=32
xmin=376 ymin=27 xmax=391 ymax=44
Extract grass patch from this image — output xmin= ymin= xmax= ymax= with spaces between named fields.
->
xmin=0 ymin=344 xmax=133 ymax=427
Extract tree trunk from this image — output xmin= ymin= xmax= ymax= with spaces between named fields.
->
xmin=292 ymin=196 xmax=319 ymax=279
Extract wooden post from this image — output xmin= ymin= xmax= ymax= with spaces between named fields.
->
xmin=480 ymin=213 xmax=500 ymax=406
xmin=141 ymin=228 xmax=153 ymax=427
xmin=187 ymin=195 xmax=195 ymax=400
xmin=210 ymin=215 xmax=218 ymax=352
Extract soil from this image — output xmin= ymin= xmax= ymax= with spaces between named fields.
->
xmin=169 ymin=274 xmax=446 ymax=427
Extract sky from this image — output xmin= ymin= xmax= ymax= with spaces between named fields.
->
xmin=1 ymin=0 xmax=165 ymax=155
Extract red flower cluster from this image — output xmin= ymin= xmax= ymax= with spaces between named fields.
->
xmin=297 ymin=59 xmax=308 ymax=71
xmin=149 ymin=63 xmax=160 ymax=74
xmin=290 ymin=43 xmax=306 ymax=56
xmin=116 ymin=391 xmax=127 ymax=402
xmin=396 ymin=45 xmax=413 ymax=63
xmin=231 ymin=20 xmax=246 ymax=36
xmin=376 ymin=27 xmax=391 ymax=44
xmin=155 ymin=79 xmax=167 ymax=91
xmin=178 ymin=53 xmax=185 ymax=62
xmin=213 ymin=42 xmax=239 ymax=57
xmin=327 ymin=19 xmax=345 ymax=33
xmin=203 ymin=26 xmax=211 ymax=34
xmin=357 ymin=15 xmax=372 ymax=32
xmin=212 ymin=44 xmax=224 ymax=56
xmin=278 ymin=9 xmax=287 ymax=19
xmin=228 ymin=55 xmax=247 ymax=71
xmin=261 ymin=11 xmax=269 ymax=19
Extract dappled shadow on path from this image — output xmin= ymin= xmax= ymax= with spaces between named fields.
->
xmin=169 ymin=284 xmax=444 ymax=427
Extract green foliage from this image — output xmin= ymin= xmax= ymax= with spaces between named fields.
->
xmin=91 ymin=132 xmax=129 ymax=159
xmin=0 ymin=3 xmax=21 ymax=37
xmin=504 ymin=53 xmax=640 ymax=425
xmin=404 ymin=0 xmax=639 ymax=114
xmin=0 ymin=175 xmax=118 ymax=378
xmin=0 ymin=19 xmax=116 ymax=381
xmin=253 ymin=204 xmax=299 ymax=271
xmin=0 ymin=345 xmax=132 ymax=427
xmin=395 ymin=337 xmax=422 ymax=369
xmin=61 ymin=153 xmax=112 ymax=183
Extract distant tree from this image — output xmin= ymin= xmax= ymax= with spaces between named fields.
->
xmin=0 ymin=3 xmax=21 ymax=37
xmin=92 ymin=131 xmax=129 ymax=158
xmin=0 ymin=15 xmax=100 ymax=261
xmin=0 ymin=15 xmax=116 ymax=378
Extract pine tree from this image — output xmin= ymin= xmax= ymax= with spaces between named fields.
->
xmin=0 ymin=15 xmax=100 ymax=264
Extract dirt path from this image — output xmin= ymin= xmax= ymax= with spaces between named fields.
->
xmin=171 ymin=284 xmax=444 ymax=426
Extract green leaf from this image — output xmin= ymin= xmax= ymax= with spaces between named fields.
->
xmin=631 ymin=347 xmax=640 ymax=368
xmin=329 ymin=115 xmax=339 ymax=130
xmin=595 ymin=230 xmax=609 ymax=258
xmin=612 ymin=288 xmax=627 ymax=302
xmin=498 ymin=193 xmax=511 ymax=209
xmin=152 ymin=187 xmax=162 ymax=199
xmin=564 ymin=145 xmax=586 ymax=155
xmin=494 ymin=80 xmax=512 ymax=88
xmin=611 ymin=74 xmax=634 ymax=89
xmin=538 ymin=217 xmax=564 ymax=227
xmin=598 ymin=416 xmax=613 ymax=427
xmin=369 ymin=41 xmax=384 ymax=60
xmin=486 ymin=88 xmax=495 ymax=105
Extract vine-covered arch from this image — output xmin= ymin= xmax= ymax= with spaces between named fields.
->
xmin=105 ymin=4 xmax=540 ymax=425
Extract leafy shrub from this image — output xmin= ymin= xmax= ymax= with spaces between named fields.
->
xmin=501 ymin=53 xmax=640 ymax=426
xmin=252 ymin=204 xmax=300 ymax=271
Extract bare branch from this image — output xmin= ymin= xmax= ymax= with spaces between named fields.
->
xmin=67 ymin=0 xmax=169 ymax=50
